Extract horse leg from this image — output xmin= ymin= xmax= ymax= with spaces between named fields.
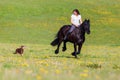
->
xmin=55 ymin=40 xmax=62 ymax=54
xmin=62 ymin=41 xmax=67 ymax=52
xmin=72 ymin=43 xmax=77 ymax=58
xmin=77 ymin=43 xmax=83 ymax=55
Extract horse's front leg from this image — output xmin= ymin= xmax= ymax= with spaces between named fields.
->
xmin=72 ymin=43 xmax=77 ymax=58
xmin=55 ymin=40 xmax=62 ymax=54
xmin=77 ymin=43 xmax=83 ymax=55
xmin=62 ymin=41 xmax=67 ymax=52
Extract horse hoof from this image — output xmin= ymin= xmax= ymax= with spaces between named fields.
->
xmin=55 ymin=50 xmax=59 ymax=54
xmin=62 ymin=47 xmax=66 ymax=52
xmin=75 ymin=55 xmax=77 ymax=58
xmin=77 ymin=52 xmax=80 ymax=55
xmin=72 ymin=52 xmax=77 ymax=58
xmin=71 ymin=52 xmax=76 ymax=56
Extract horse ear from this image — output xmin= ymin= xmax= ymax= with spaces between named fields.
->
xmin=88 ymin=19 xmax=90 ymax=22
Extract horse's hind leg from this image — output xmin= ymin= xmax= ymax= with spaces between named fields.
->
xmin=55 ymin=40 xmax=62 ymax=54
xmin=72 ymin=43 xmax=77 ymax=58
xmin=62 ymin=41 xmax=67 ymax=52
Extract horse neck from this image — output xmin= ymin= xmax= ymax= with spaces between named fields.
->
xmin=79 ymin=24 xmax=85 ymax=36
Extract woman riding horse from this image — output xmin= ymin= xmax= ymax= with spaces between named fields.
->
xmin=51 ymin=9 xmax=90 ymax=58
xmin=64 ymin=9 xmax=83 ymax=40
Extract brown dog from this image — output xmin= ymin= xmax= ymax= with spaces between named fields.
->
xmin=14 ymin=46 xmax=25 ymax=56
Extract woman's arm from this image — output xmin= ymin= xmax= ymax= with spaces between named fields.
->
xmin=80 ymin=18 xmax=82 ymax=24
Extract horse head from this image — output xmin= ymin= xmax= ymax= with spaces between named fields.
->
xmin=82 ymin=19 xmax=91 ymax=34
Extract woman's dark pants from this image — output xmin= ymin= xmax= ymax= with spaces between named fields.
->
xmin=64 ymin=25 xmax=76 ymax=40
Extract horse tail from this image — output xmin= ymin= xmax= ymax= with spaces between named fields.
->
xmin=51 ymin=26 xmax=63 ymax=46
xmin=51 ymin=38 xmax=59 ymax=46
xmin=51 ymin=25 xmax=68 ymax=46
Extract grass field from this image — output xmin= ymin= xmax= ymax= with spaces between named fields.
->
xmin=0 ymin=0 xmax=120 ymax=80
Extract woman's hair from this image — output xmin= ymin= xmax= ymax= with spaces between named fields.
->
xmin=73 ymin=9 xmax=80 ymax=15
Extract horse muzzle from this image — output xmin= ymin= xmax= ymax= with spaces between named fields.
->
xmin=87 ymin=31 xmax=90 ymax=34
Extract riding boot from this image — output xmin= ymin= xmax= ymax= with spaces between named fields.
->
xmin=64 ymin=32 xmax=70 ymax=40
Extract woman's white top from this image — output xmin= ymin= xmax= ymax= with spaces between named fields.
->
xmin=71 ymin=14 xmax=81 ymax=26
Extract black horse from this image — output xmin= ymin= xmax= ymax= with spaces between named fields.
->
xmin=51 ymin=19 xmax=91 ymax=58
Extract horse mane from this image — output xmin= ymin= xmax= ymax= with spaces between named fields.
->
xmin=80 ymin=20 xmax=86 ymax=27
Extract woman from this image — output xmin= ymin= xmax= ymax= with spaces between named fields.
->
xmin=64 ymin=9 xmax=82 ymax=40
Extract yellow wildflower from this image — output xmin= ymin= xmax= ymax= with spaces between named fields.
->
xmin=39 ymin=68 xmax=48 ymax=74
xmin=36 ymin=75 xmax=42 ymax=80
xmin=21 ymin=62 xmax=29 ymax=67
xmin=55 ymin=69 xmax=60 ymax=74
xmin=83 ymin=69 xmax=89 ymax=73
xmin=25 ymin=70 xmax=33 ymax=74
xmin=80 ymin=73 xmax=88 ymax=77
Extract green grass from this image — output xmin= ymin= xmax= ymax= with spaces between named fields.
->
xmin=0 ymin=0 xmax=120 ymax=80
